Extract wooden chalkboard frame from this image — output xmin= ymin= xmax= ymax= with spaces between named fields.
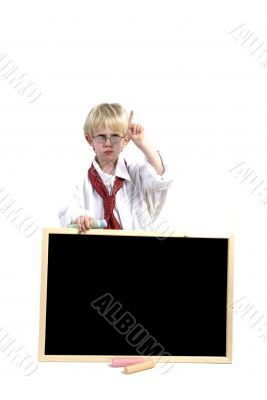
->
xmin=39 ymin=228 xmax=234 ymax=364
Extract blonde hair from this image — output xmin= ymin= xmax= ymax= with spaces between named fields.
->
xmin=83 ymin=103 xmax=129 ymax=138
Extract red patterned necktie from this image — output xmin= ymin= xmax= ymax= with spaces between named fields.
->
xmin=88 ymin=163 xmax=125 ymax=229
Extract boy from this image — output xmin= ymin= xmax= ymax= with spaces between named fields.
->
xmin=59 ymin=103 xmax=172 ymax=232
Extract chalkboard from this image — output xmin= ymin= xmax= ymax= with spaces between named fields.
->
xmin=39 ymin=229 xmax=234 ymax=364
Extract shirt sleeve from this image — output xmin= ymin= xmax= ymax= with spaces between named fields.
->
xmin=128 ymin=152 xmax=173 ymax=223
xmin=58 ymin=179 xmax=92 ymax=227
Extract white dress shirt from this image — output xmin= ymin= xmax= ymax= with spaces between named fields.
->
xmin=58 ymin=153 xmax=172 ymax=230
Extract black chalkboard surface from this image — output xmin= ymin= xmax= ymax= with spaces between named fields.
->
xmin=39 ymin=229 xmax=234 ymax=363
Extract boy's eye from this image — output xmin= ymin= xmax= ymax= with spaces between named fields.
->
xmin=94 ymin=134 xmax=123 ymax=144
xmin=93 ymin=135 xmax=106 ymax=143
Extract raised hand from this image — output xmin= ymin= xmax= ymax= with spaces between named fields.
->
xmin=127 ymin=110 xmax=145 ymax=146
xmin=127 ymin=110 xmax=164 ymax=175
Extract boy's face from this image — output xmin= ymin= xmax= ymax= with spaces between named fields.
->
xmin=86 ymin=127 xmax=129 ymax=167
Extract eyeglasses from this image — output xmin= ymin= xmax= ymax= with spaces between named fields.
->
xmin=93 ymin=134 xmax=124 ymax=145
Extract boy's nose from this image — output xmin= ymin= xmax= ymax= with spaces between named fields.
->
xmin=104 ymin=137 xmax=112 ymax=146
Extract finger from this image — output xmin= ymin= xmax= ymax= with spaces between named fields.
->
xmin=136 ymin=124 xmax=141 ymax=133
xmin=81 ymin=220 xmax=87 ymax=232
xmin=131 ymin=123 xmax=137 ymax=135
xmin=79 ymin=218 xmax=84 ymax=232
xmin=128 ymin=110 xmax=134 ymax=126
xmin=84 ymin=216 xmax=91 ymax=230
xmin=82 ymin=219 xmax=88 ymax=232
xmin=128 ymin=124 xmax=133 ymax=135
xmin=79 ymin=216 xmax=86 ymax=232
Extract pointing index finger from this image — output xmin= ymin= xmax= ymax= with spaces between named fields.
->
xmin=129 ymin=110 xmax=134 ymax=125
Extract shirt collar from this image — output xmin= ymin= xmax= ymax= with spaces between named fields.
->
xmin=92 ymin=154 xmax=131 ymax=182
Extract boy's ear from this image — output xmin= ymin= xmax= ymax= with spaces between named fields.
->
xmin=85 ymin=135 xmax=94 ymax=146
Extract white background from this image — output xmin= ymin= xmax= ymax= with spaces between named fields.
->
xmin=1 ymin=0 xmax=267 ymax=398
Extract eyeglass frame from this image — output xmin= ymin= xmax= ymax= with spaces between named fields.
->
xmin=92 ymin=133 xmax=125 ymax=145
